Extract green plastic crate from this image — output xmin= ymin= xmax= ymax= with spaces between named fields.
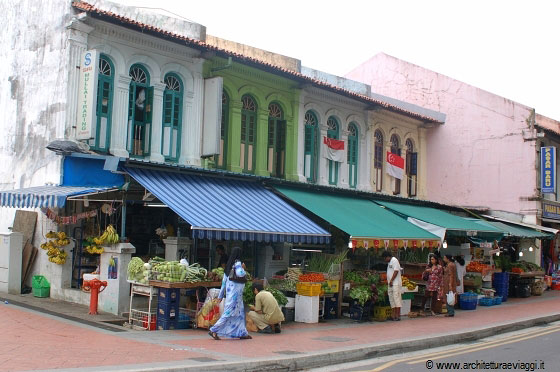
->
xmin=32 ymin=275 xmax=50 ymax=298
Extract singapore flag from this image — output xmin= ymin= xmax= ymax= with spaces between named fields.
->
xmin=323 ymin=137 xmax=345 ymax=162
xmin=386 ymin=151 xmax=405 ymax=180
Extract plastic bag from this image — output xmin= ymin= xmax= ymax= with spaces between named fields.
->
xmin=446 ymin=291 xmax=456 ymax=306
xmin=197 ymin=288 xmax=223 ymax=328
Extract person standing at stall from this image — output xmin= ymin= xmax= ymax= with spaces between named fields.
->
xmin=216 ymin=244 xmax=229 ymax=270
xmin=454 ymin=255 xmax=466 ymax=296
xmin=382 ymin=250 xmax=402 ymax=321
xmin=208 ymin=247 xmax=252 ymax=340
xmin=442 ymin=255 xmax=457 ymax=318
xmin=422 ymin=254 xmax=443 ymax=316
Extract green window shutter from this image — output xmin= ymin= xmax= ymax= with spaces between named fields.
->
xmin=127 ymin=84 xmax=136 ymax=153
xmin=144 ymin=86 xmax=154 ymax=156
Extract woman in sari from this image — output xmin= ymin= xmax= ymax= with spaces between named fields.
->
xmin=209 ymin=247 xmax=252 ymax=340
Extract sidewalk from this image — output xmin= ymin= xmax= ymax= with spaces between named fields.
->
xmin=1 ymin=290 xmax=559 ymax=372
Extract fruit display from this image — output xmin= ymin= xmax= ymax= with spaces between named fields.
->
xmin=401 ymin=276 xmax=417 ymax=290
xmin=41 ymin=231 xmax=70 ymax=265
xmin=83 ymin=236 xmax=104 ymax=255
xmin=510 ymin=261 xmax=542 ymax=273
xmin=298 ymin=273 xmax=325 ymax=282
xmin=99 ymin=224 xmax=120 ymax=244
xmin=207 ymin=267 xmax=224 ymax=282
xmin=466 ymin=261 xmax=490 ymax=273
xmin=128 ymin=257 xmax=146 ymax=283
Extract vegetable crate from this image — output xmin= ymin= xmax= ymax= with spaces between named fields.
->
xmin=296 ymin=283 xmax=321 ymax=296
xmin=373 ymin=306 xmax=392 ymax=321
xmin=130 ymin=308 xmax=157 ymax=331
xmin=158 ymin=288 xmax=180 ymax=303
xmin=323 ymin=280 xmax=339 ymax=294
xmin=459 ymin=293 xmax=478 ymax=310
xmin=478 ymin=297 xmax=494 ymax=306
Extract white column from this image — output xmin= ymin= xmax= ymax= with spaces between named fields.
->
xmin=149 ymin=82 xmax=166 ymax=163
xmin=65 ymin=20 xmax=93 ymax=140
xmin=340 ymin=130 xmax=350 ymax=189
xmin=179 ymin=71 xmax=204 ymax=166
xmin=358 ymin=127 xmax=370 ymax=191
xmin=110 ymin=74 xmax=131 ymax=158
xmin=318 ymin=124 xmax=328 ymax=186
xmin=296 ymin=94 xmax=307 ymax=182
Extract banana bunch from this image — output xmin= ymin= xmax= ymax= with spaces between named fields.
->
xmin=46 ymin=246 xmax=68 ymax=265
xmin=43 ymin=231 xmax=70 ymax=247
xmin=100 ymin=224 xmax=120 ymax=244
xmin=85 ymin=245 xmax=104 ymax=254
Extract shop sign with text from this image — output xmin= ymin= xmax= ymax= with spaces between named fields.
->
xmin=543 ymin=201 xmax=560 ymax=220
xmin=76 ymin=50 xmax=99 ymax=140
xmin=541 ymin=146 xmax=556 ymax=193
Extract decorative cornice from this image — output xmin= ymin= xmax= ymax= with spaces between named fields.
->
xmin=211 ymin=58 xmax=296 ymax=92
xmin=304 ymin=86 xmax=368 ymax=111
xmin=89 ymin=19 xmax=201 ymax=62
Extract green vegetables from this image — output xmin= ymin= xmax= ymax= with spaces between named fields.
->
xmin=243 ymin=281 xmax=289 ymax=306
xmin=401 ymin=248 xmax=431 ymax=264
xmin=127 ymin=257 xmax=145 ymax=282
xmin=151 ymin=261 xmax=207 ymax=283
xmin=308 ymin=250 xmax=348 ymax=273
xmin=349 ymin=286 xmax=372 ymax=306
xmin=344 ymin=270 xmax=380 ymax=285
xmin=267 ymin=287 xmax=288 ymax=306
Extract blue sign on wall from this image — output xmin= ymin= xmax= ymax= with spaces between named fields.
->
xmin=541 ymin=147 xmax=556 ymax=193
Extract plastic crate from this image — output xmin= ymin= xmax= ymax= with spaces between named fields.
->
xmin=478 ymin=297 xmax=494 ymax=306
xmin=373 ymin=306 xmax=392 ymax=321
xmin=156 ymin=318 xmax=178 ymax=330
xmin=157 ymin=300 xmax=179 ymax=320
xmin=158 ymin=288 xmax=180 ymax=303
xmin=493 ymin=296 xmax=502 ymax=305
xmin=296 ymin=283 xmax=321 ymax=296
xmin=323 ymin=280 xmax=340 ymax=294
xmin=459 ymin=293 xmax=478 ymax=310
xmin=32 ymin=275 xmax=50 ymax=298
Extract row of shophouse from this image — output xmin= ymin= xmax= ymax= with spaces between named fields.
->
xmin=1 ymin=0 xmax=560 ymax=314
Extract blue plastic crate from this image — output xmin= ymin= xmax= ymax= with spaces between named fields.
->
xmin=158 ymin=288 xmax=180 ymax=303
xmin=156 ymin=318 xmax=178 ymax=330
xmin=459 ymin=293 xmax=478 ymax=310
xmin=493 ymin=296 xmax=502 ymax=305
xmin=157 ymin=300 xmax=179 ymax=320
xmin=478 ymin=297 xmax=494 ymax=306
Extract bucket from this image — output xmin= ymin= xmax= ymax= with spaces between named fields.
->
xmin=32 ymin=275 xmax=50 ymax=298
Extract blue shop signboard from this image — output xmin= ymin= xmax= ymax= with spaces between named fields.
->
xmin=541 ymin=146 xmax=556 ymax=193
xmin=543 ymin=202 xmax=560 ymax=220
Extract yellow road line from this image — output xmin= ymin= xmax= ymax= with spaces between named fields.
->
xmin=365 ymin=325 xmax=560 ymax=372
xmin=406 ymin=326 xmax=560 ymax=365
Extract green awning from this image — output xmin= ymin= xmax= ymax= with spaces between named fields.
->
xmin=274 ymin=187 xmax=440 ymax=247
xmin=374 ymin=201 xmax=502 ymax=233
xmin=477 ymin=220 xmax=553 ymax=239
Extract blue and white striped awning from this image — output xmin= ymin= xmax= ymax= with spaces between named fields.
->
xmin=0 ymin=185 xmax=112 ymax=208
xmin=125 ymin=167 xmax=331 ymax=244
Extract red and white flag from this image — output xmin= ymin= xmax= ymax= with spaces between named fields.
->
xmin=386 ymin=151 xmax=405 ymax=180
xmin=323 ymin=137 xmax=345 ymax=162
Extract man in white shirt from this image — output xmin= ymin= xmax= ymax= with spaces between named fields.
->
xmin=382 ymin=250 xmax=402 ymax=321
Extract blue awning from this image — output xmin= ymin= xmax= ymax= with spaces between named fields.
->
xmin=125 ymin=167 xmax=331 ymax=243
xmin=0 ymin=185 xmax=114 ymax=208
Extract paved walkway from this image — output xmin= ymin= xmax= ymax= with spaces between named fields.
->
xmin=0 ymin=291 xmax=559 ymax=372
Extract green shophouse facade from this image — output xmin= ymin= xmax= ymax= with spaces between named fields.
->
xmin=204 ymin=58 xmax=300 ymax=181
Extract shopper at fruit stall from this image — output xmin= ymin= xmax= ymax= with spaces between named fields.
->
xmin=382 ymin=250 xmax=402 ymax=321
xmin=454 ymin=255 xmax=466 ymax=295
xmin=208 ymin=247 xmax=252 ymax=340
xmin=216 ymin=244 xmax=229 ymax=269
xmin=247 ymin=282 xmax=285 ymax=334
xmin=422 ymin=254 xmax=443 ymax=316
xmin=441 ymin=255 xmax=457 ymax=318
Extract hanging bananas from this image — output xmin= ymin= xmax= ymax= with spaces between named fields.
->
xmin=42 ymin=231 xmax=71 ymax=265
xmin=102 ymin=224 xmax=120 ymax=244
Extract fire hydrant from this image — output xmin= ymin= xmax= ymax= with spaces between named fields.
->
xmin=83 ymin=278 xmax=107 ymax=315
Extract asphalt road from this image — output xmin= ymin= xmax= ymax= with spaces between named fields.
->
xmin=306 ymin=322 xmax=560 ymax=372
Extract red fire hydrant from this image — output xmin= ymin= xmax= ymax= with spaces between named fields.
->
xmin=83 ymin=279 xmax=108 ymax=315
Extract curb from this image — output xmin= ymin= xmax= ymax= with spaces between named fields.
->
xmin=111 ymin=313 xmax=560 ymax=372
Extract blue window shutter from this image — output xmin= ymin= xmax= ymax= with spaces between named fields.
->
xmin=410 ymin=152 xmax=418 ymax=175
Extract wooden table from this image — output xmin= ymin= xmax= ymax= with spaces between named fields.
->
xmin=148 ymin=280 xmax=222 ymax=289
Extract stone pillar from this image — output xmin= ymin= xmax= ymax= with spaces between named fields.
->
xmin=255 ymin=108 xmax=270 ymax=177
xmin=98 ymin=243 xmax=136 ymax=316
xmin=163 ymin=237 xmax=193 ymax=262
xmin=42 ymin=240 xmax=75 ymax=299
xmin=149 ymin=82 xmax=166 ymax=163
xmin=318 ymin=123 xmax=328 ymax=186
xmin=358 ymin=126 xmax=370 ymax=191
xmin=110 ymin=74 xmax=132 ymax=158
xmin=229 ymin=101 xmax=243 ymax=173
xmin=296 ymin=94 xmax=307 ymax=182
xmin=339 ymin=128 xmax=350 ymax=189
xmin=179 ymin=71 xmax=203 ymax=166
xmin=65 ymin=19 xmax=94 ymax=140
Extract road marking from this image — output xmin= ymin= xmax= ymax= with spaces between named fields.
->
xmin=406 ymin=326 xmax=560 ymax=365
xmin=365 ymin=325 xmax=560 ymax=372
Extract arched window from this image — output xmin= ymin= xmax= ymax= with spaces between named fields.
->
xmin=215 ymin=91 xmax=229 ymax=169
xmin=267 ymin=103 xmax=286 ymax=178
xmin=327 ymin=116 xmax=340 ymax=186
xmin=127 ymin=64 xmax=152 ymax=157
xmin=374 ymin=130 xmax=384 ymax=192
xmin=162 ymin=73 xmax=183 ymax=162
xmin=304 ymin=111 xmax=318 ymax=183
xmin=406 ymin=139 xmax=417 ymax=197
xmin=390 ymin=134 xmax=401 ymax=194
xmin=92 ymin=55 xmax=114 ymax=152
xmin=347 ymin=123 xmax=359 ymax=189
xmin=240 ymin=95 xmax=257 ymax=173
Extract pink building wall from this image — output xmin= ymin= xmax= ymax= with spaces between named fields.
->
xmin=346 ymin=53 xmax=538 ymax=216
